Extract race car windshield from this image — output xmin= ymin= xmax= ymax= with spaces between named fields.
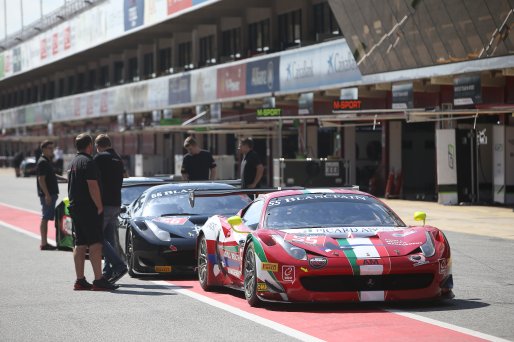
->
xmin=143 ymin=193 xmax=250 ymax=217
xmin=121 ymin=185 xmax=156 ymax=205
xmin=264 ymin=193 xmax=405 ymax=229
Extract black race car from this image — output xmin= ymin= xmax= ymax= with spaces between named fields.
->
xmin=118 ymin=182 xmax=251 ymax=277
xmin=55 ymin=177 xmax=167 ymax=250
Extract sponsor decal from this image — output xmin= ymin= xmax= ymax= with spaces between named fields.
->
xmin=151 ymin=189 xmax=193 ymax=198
xmin=409 ymin=254 xmax=429 ymax=267
xmin=284 ymin=234 xmax=325 ymax=246
xmin=257 ymin=282 xmax=267 ymax=291
xmin=261 ymin=262 xmax=278 ymax=272
xmin=385 ymin=239 xmax=423 ymax=246
xmin=309 ymin=257 xmax=328 ymax=269
xmin=392 ymin=230 xmax=417 ymax=237
xmin=357 ymin=259 xmax=382 ymax=266
xmin=268 ymin=193 xmax=368 ymax=206
xmin=227 ymin=268 xmax=242 ymax=278
xmin=439 ymin=258 xmax=449 ymax=274
xmin=155 ymin=217 xmax=188 ymax=225
xmin=300 ymin=267 xmax=308 ymax=273
xmin=226 ymin=251 xmax=242 ymax=262
xmin=282 ymin=266 xmax=295 ymax=283
xmin=155 ymin=265 xmax=172 ymax=272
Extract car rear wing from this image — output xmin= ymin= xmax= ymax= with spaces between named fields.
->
xmin=152 ymin=175 xmax=242 ymax=187
xmin=122 ymin=181 xmax=171 ymax=188
xmin=188 ymin=187 xmax=306 ymax=207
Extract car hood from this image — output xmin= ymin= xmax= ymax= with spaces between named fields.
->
xmin=262 ymin=227 xmax=428 ymax=257
xmin=145 ymin=216 xmax=209 ymax=238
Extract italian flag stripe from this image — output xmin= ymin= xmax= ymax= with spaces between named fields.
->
xmin=338 ymin=239 xmax=359 ymax=276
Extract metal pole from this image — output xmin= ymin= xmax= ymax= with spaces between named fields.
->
xmin=476 ymin=131 xmax=480 ymax=203
xmin=470 ymin=129 xmax=475 ymax=203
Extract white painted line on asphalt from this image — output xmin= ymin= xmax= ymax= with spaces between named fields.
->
xmin=152 ymin=280 xmax=324 ymax=342
xmin=388 ymin=309 xmax=511 ymax=342
xmin=0 ymin=219 xmax=56 ymax=245
xmin=0 ymin=201 xmax=40 ymax=215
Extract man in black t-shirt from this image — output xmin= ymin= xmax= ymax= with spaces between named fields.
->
xmin=239 ymin=138 xmax=264 ymax=189
xmin=68 ymin=133 xmax=116 ymax=291
xmin=36 ymin=140 xmax=67 ymax=250
xmin=94 ymin=134 xmax=127 ymax=284
xmin=181 ymin=136 xmax=217 ymax=181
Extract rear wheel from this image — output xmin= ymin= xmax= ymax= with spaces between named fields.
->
xmin=243 ymin=242 xmax=261 ymax=307
xmin=198 ymin=235 xmax=213 ymax=291
xmin=126 ymin=229 xmax=136 ymax=277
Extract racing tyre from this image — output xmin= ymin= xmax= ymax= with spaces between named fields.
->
xmin=126 ymin=229 xmax=136 ymax=277
xmin=198 ymin=235 xmax=214 ymax=291
xmin=243 ymin=242 xmax=261 ymax=307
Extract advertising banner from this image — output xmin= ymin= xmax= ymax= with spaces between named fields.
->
xmin=436 ymin=129 xmax=458 ymax=205
xmin=298 ymin=93 xmax=314 ymax=115
xmin=167 ymin=0 xmax=192 ymax=15
xmin=217 ymin=63 xmax=246 ymax=99
xmin=12 ymin=47 xmax=22 ymax=73
xmin=0 ymin=53 xmax=4 ymax=79
xmin=147 ymin=77 xmax=169 ymax=109
xmin=168 ymin=74 xmax=191 ymax=105
xmin=454 ymin=74 xmax=481 ymax=106
xmin=279 ymin=39 xmax=361 ymax=92
xmin=124 ymin=0 xmax=145 ymax=31
xmin=246 ymin=57 xmax=279 ymax=94
xmin=144 ymin=0 xmax=167 ymax=25
xmin=191 ymin=68 xmax=217 ymax=103
xmin=392 ymin=82 xmax=413 ymax=109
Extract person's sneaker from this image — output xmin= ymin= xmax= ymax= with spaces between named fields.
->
xmin=74 ymin=278 xmax=93 ymax=291
xmin=108 ymin=267 xmax=128 ymax=284
xmin=40 ymin=244 xmax=57 ymax=251
xmin=92 ymin=277 xmax=119 ymax=291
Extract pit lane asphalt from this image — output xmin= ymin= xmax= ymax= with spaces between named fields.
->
xmin=0 ymin=167 xmax=513 ymax=341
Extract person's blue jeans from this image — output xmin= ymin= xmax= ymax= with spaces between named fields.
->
xmin=102 ymin=206 xmax=126 ymax=277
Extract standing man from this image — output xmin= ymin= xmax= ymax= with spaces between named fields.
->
xmin=181 ymin=136 xmax=217 ymax=181
xmin=94 ymin=134 xmax=128 ymax=284
xmin=68 ymin=133 xmax=117 ymax=291
xmin=239 ymin=138 xmax=264 ymax=189
xmin=37 ymin=140 xmax=67 ymax=250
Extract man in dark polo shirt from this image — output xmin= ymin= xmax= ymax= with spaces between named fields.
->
xmin=239 ymin=138 xmax=264 ymax=189
xmin=68 ymin=133 xmax=116 ymax=291
xmin=181 ymin=136 xmax=217 ymax=181
xmin=36 ymin=140 xmax=67 ymax=250
xmin=94 ymin=134 xmax=127 ymax=284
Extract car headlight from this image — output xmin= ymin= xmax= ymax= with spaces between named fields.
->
xmin=420 ymin=231 xmax=435 ymax=257
xmin=145 ymin=220 xmax=171 ymax=242
xmin=272 ymin=235 xmax=307 ymax=260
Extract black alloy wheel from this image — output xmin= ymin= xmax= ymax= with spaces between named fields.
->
xmin=243 ymin=242 xmax=261 ymax=307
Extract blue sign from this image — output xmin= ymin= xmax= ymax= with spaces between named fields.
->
xmin=192 ymin=0 xmax=208 ymax=4
xmin=168 ymin=74 xmax=191 ymax=105
xmin=124 ymin=0 xmax=144 ymax=31
xmin=246 ymin=57 xmax=279 ymax=95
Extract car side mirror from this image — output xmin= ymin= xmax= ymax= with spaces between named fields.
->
xmin=413 ymin=211 xmax=426 ymax=225
xmin=227 ymin=215 xmax=242 ymax=227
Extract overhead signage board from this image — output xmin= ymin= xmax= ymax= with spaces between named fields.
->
xmin=279 ymin=39 xmax=361 ymax=92
xmin=298 ymin=93 xmax=314 ymax=115
xmin=454 ymin=74 xmax=482 ymax=106
xmin=332 ymin=99 xmax=361 ymax=112
xmin=246 ymin=57 xmax=280 ymax=94
xmin=124 ymin=0 xmax=145 ymax=31
xmin=340 ymin=87 xmax=358 ymax=100
xmin=392 ymin=82 xmax=413 ymax=109
xmin=217 ymin=64 xmax=247 ymax=99
xmin=257 ymin=97 xmax=281 ymax=117
xmin=168 ymin=74 xmax=191 ymax=105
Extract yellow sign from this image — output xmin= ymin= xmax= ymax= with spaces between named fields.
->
xmin=155 ymin=266 xmax=172 ymax=273
xmin=257 ymin=283 xmax=267 ymax=291
xmin=261 ymin=262 xmax=279 ymax=272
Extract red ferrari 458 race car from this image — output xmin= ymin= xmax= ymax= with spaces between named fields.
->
xmin=194 ymin=187 xmax=453 ymax=307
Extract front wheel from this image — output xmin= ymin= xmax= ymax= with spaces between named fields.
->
xmin=243 ymin=242 xmax=261 ymax=307
xmin=198 ymin=235 xmax=213 ymax=291
xmin=126 ymin=229 xmax=136 ymax=277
